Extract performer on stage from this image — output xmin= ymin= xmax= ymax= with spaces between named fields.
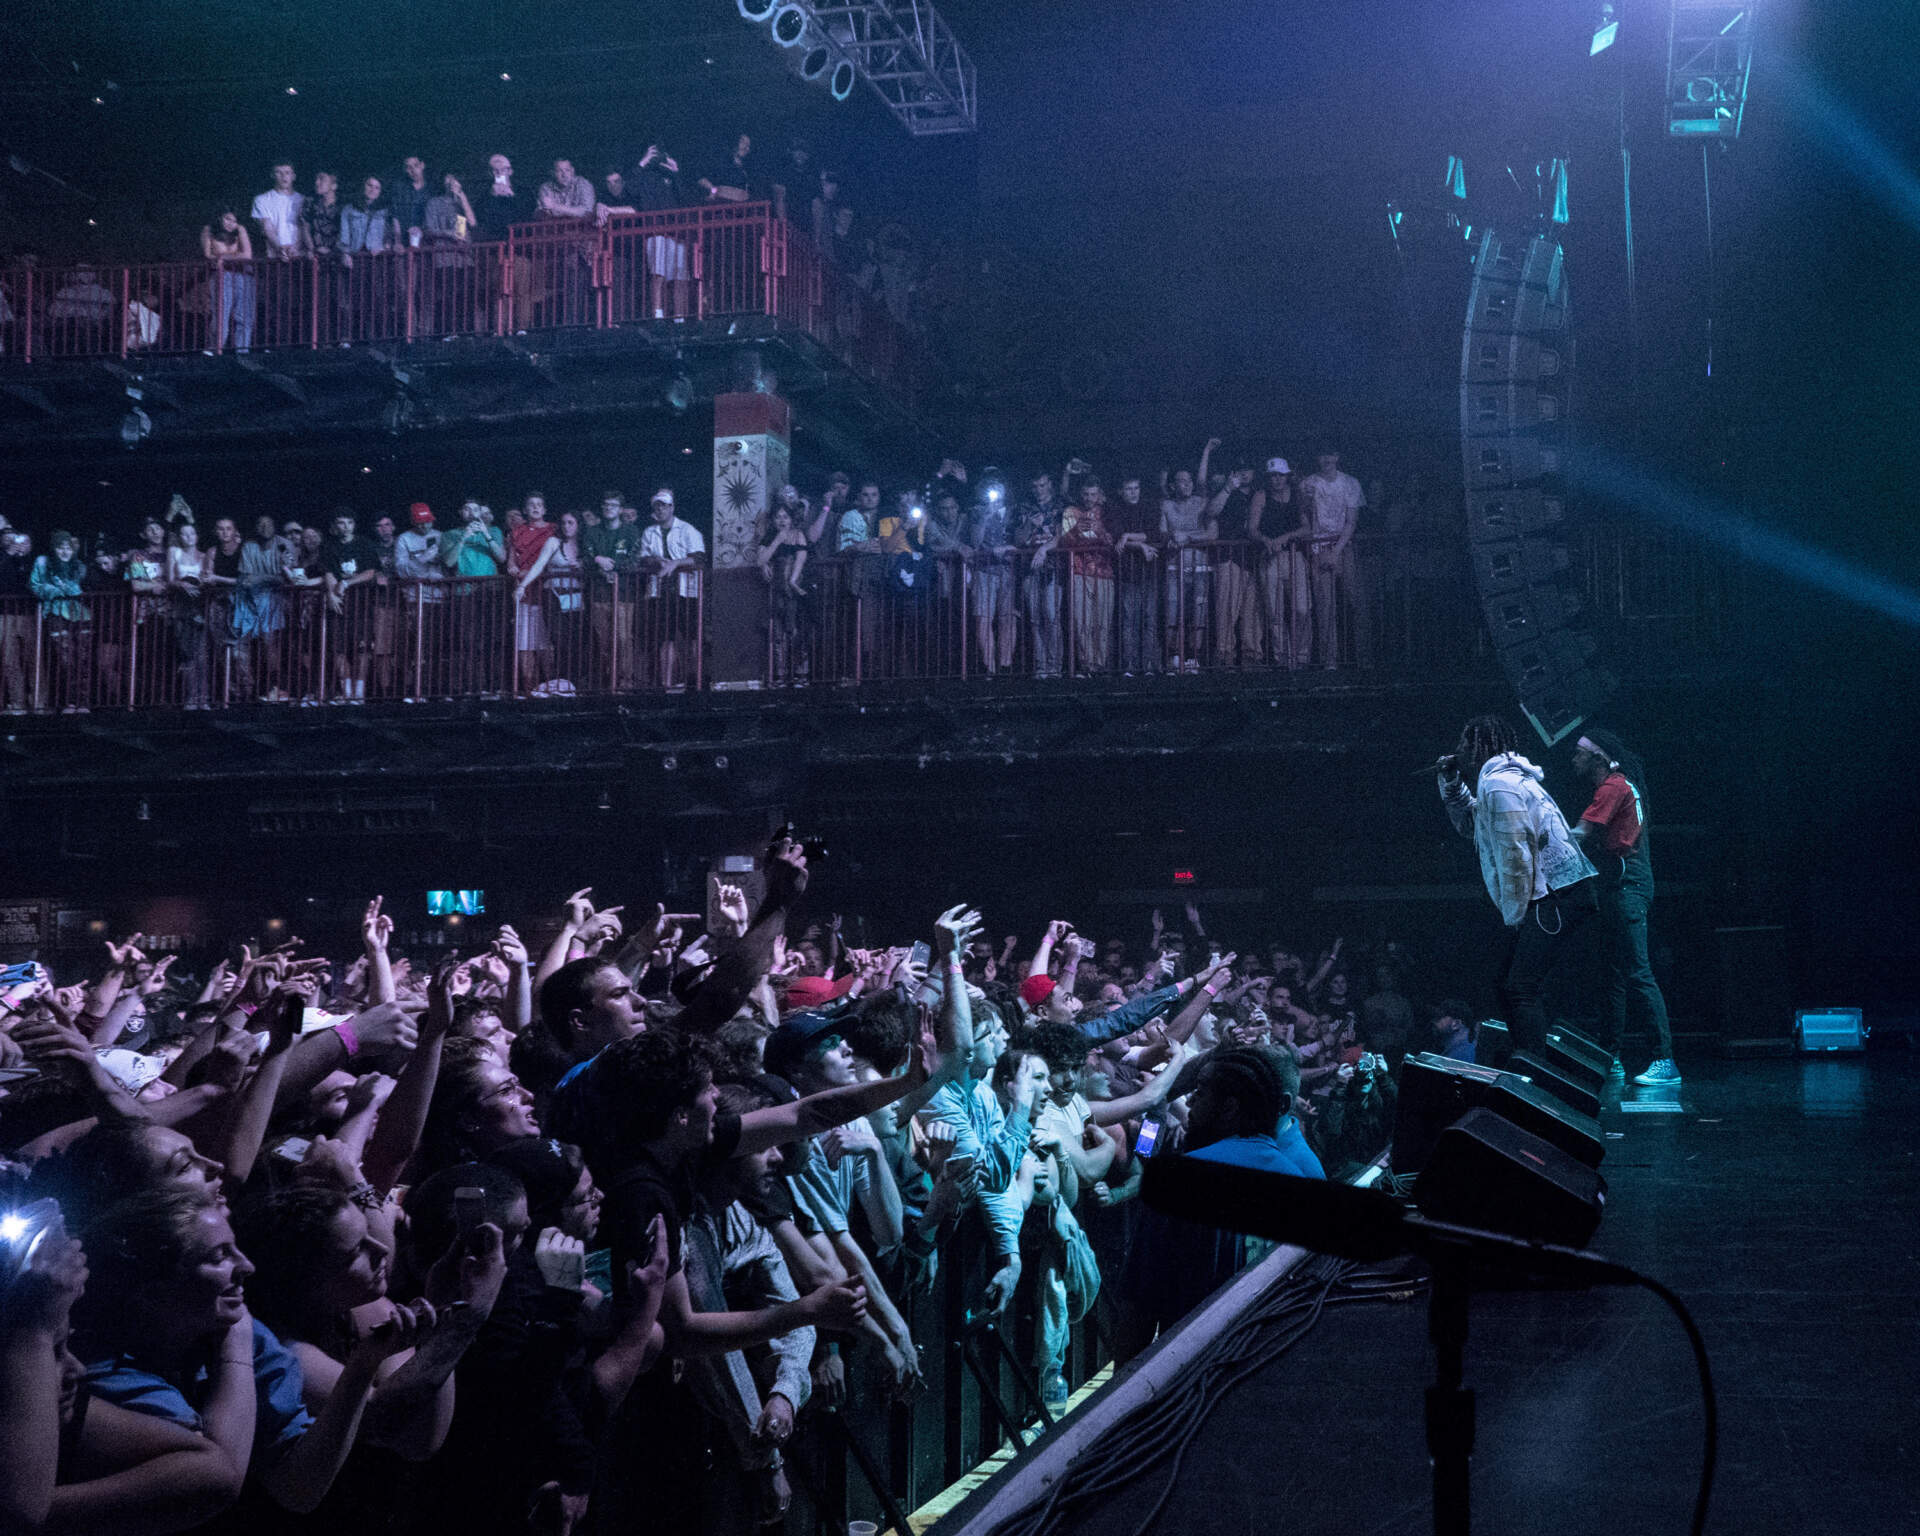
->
xmin=1570 ymin=728 xmax=1680 ymax=1087
xmin=1437 ymin=714 xmax=1597 ymax=1058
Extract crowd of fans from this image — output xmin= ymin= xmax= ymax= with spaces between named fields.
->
xmin=0 ymin=442 xmax=1462 ymax=710
xmin=0 ymin=834 xmax=1456 ymax=1533
xmin=0 ymin=134 xmax=935 ymax=357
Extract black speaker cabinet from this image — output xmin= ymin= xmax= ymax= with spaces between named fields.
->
xmin=1392 ymin=1052 xmax=1604 ymax=1175
xmin=1416 ymin=1107 xmax=1607 ymax=1248
xmin=1509 ymin=1051 xmax=1602 ymax=1117
xmin=1541 ymin=1026 xmax=1613 ymax=1095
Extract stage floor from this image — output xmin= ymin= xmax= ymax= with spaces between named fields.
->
xmin=1057 ymin=1052 xmax=1920 ymax=1536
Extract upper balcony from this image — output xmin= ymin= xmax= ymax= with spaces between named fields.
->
xmin=0 ymin=203 xmax=927 ymax=450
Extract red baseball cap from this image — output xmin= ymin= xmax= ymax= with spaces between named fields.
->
xmin=782 ymin=973 xmax=857 ymax=1012
xmin=1019 ymin=975 xmax=1057 ymax=1009
xmin=409 ymin=502 xmax=433 ymax=526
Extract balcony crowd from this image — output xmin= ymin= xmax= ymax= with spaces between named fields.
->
xmin=1 ymin=830 xmax=1459 ymax=1534
xmin=0 ymin=444 xmax=1472 ymax=712
xmin=0 ymin=139 xmax=933 ymax=362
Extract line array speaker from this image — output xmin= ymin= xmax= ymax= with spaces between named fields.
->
xmin=1459 ymin=228 xmax=1612 ymax=744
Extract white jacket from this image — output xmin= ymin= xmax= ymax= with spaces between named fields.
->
xmin=1442 ymin=752 xmax=1596 ymax=927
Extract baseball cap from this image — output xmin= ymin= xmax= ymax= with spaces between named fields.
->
xmin=782 ymin=973 xmax=858 ymax=1012
xmin=409 ymin=502 xmax=433 ymax=525
xmin=486 ymin=1135 xmax=584 ymax=1220
xmin=764 ymin=1010 xmax=843 ymax=1080
xmin=1019 ymin=975 xmax=1058 ymax=1009
xmin=1266 ymin=457 xmax=1291 ymax=475
xmin=651 ymin=490 xmax=674 ymax=507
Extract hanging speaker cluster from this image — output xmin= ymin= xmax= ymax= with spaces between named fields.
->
xmin=737 ymin=0 xmax=857 ymax=101
xmin=1459 ymin=228 xmax=1612 ymax=745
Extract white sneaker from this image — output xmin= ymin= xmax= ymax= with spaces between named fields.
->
xmin=1632 ymin=1059 xmax=1682 ymax=1087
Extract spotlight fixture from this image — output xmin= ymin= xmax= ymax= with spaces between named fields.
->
xmin=119 ymin=405 xmax=152 ymax=447
xmin=1590 ymin=3 xmax=1619 ymax=55
xmin=665 ymin=369 xmax=693 ymax=412
xmin=829 ymin=57 xmax=856 ymax=101
xmin=737 ymin=0 xmax=778 ymax=19
xmin=771 ymin=6 xmax=808 ymax=46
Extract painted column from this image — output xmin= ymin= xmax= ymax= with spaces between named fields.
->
xmin=707 ymin=391 xmax=791 ymax=687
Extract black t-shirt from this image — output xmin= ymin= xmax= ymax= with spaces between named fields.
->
xmin=1216 ymin=488 xmax=1254 ymax=543
xmin=474 ymin=184 xmax=529 ymax=244
xmin=211 ymin=545 xmax=243 ymax=580
xmin=319 ymin=534 xmax=383 ymax=582
xmin=0 ymin=553 xmax=31 ymax=598
xmin=632 ymin=165 xmax=682 ymax=214
xmin=587 ymin=1110 xmax=744 ymax=1284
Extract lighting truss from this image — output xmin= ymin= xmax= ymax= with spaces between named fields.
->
xmin=1664 ymin=1 xmax=1758 ymax=139
xmin=803 ymin=1 xmax=976 ymax=134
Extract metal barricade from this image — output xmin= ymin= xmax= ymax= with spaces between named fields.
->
xmin=507 ymin=222 xmax=601 ymax=332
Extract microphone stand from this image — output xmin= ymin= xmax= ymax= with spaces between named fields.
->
xmin=1426 ymin=1253 xmax=1474 ymax=1536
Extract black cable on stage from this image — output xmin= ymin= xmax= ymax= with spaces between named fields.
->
xmin=987 ymin=1255 xmax=1412 ymax=1536
xmin=1630 ymin=1269 xmax=1717 ymax=1536
xmin=985 ymin=1254 xmax=1717 ymax=1536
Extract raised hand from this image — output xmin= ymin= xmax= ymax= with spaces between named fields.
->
xmin=347 ymin=998 xmax=425 ymax=1055
xmin=579 ymin=906 xmax=625 ymax=949
xmin=563 ymin=887 xmax=595 ymax=930
xmin=343 ymin=1071 xmax=397 ymax=1116
xmin=200 ymin=1025 xmax=259 ymax=1091
xmin=105 ymin=933 xmax=147 ymax=970
xmin=361 ymin=895 xmax=393 ymax=952
xmin=934 ymin=904 xmax=983 ymax=962
xmin=136 ymin=954 xmax=177 ymax=997
xmin=490 ymin=924 xmax=528 ymax=968
xmin=714 ymin=883 xmax=750 ymax=939
xmin=533 ymin=1229 xmax=588 ymax=1293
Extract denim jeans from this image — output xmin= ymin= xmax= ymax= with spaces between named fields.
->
xmin=1600 ymin=884 xmax=1674 ymax=1060
xmin=218 ymin=270 xmax=256 ymax=352
xmin=1117 ymin=575 xmax=1158 ymax=672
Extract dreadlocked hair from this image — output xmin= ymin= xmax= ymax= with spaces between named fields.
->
xmin=1459 ymin=713 xmax=1519 ymax=768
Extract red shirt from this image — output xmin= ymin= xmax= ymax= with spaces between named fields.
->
xmin=1580 ymin=772 xmax=1644 ymax=855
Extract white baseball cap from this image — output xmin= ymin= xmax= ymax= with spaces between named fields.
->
xmin=1266 ymin=457 xmax=1291 ymax=474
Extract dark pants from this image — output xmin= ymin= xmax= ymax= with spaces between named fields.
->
xmin=1498 ymin=880 xmax=1599 ymax=1056
xmin=1599 ymin=884 xmax=1674 ymax=1061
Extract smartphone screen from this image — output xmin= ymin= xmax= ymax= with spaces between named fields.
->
xmin=453 ymin=1187 xmax=486 ymax=1237
xmin=1134 ymin=1118 xmax=1160 ymax=1159
xmin=944 ymin=1152 xmax=977 ymax=1181
xmin=908 ymin=940 xmax=932 ymax=970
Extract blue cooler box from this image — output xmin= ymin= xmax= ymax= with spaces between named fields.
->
xmin=1795 ymin=1008 xmax=1865 ymax=1052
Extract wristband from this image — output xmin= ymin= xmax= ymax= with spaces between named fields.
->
xmin=346 ymin=1182 xmax=382 ymax=1212
xmin=1203 ymin=980 xmax=1222 ymax=999
xmin=335 ymin=1021 xmax=361 ymax=1057
xmin=235 ymin=1002 xmax=258 ymax=1019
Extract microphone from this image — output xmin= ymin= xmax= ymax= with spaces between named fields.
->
xmin=1413 ymin=754 xmax=1460 ymax=779
xmin=1140 ymin=1154 xmax=1634 ymax=1288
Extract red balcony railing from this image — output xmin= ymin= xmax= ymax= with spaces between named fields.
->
xmin=0 ymin=205 xmax=924 ymax=403
xmin=0 ymin=571 xmax=701 ymax=714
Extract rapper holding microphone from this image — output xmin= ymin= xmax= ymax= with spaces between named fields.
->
xmin=1435 ymin=714 xmax=1598 ymax=1060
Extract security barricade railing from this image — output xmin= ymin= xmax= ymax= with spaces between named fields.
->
xmin=0 ymin=570 xmax=703 ymax=713
xmin=0 ymin=206 xmax=925 ymax=399
xmin=785 ymin=535 xmax=1491 ymax=687
xmin=0 ymin=529 xmax=1751 ymax=715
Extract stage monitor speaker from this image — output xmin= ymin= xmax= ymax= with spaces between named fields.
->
xmin=1508 ymin=1051 xmax=1602 ymax=1117
xmin=1541 ymin=1026 xmax=1614 ymax=1095
xmin=1415 ymin=1107 xmax=1607 ymax=1248
xmin=1392 ymin=1051 xmax=1604 ymax=1175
